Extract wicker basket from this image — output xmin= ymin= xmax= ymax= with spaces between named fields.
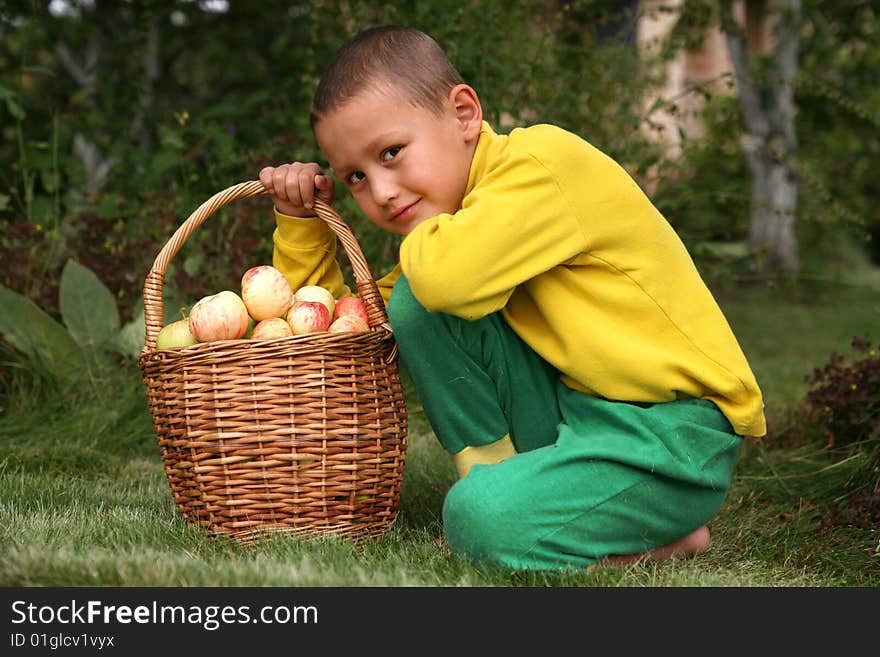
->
xmin=138 ymin=180 xmax=407 ymax=543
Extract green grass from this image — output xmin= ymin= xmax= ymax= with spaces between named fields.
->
xmin=1 ymin=277 xmax=879 ymax=587
xmin=720 ymin=281 xmax=880 ymax=418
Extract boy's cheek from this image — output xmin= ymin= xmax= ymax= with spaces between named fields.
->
xmin=358 ymin=207 xmax=396 ymax=232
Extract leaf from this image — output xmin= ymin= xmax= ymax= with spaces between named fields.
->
xmin=41 ymin=169 xmax=59 ymax=194
xmin=59 ymin=259 xmax=120 ymax=350
xmin=183 ymin=253 xmax=203 ymax=278
xmin=647 ymin=96 xmax=666 ymax=114
xmin=0 ymin=282 xmax=85 ymax=380
xmin=145 ymin=150 xmax=180 ymax=180
xmin=22 ymin=65 xmax=55 ymax=77
xmin=5 ymin=97 xmax=25 ymax=120
xmin=96 ymin=193 xmax=120 ymax=219
xmin=112 ymin=304 xmax=146 ymax=361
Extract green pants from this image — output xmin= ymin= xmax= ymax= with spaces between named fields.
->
xmin=387 ymin=275 xmax=743 ymax=571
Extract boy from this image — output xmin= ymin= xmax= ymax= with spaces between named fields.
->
xmin=261 ymin=26 xmax=766 ymax=570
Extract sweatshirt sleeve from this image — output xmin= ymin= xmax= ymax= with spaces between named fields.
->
xmin=399 ymin=149 xmax=588 ymax=320
xmin=272 ymin=208 xmax=401 ymax=309
xmin=271 ymin=209 xmax=351 ymax=299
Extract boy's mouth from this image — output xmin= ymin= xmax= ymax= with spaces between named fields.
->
xmin=390 ymin=200 xmax=420 ymax=223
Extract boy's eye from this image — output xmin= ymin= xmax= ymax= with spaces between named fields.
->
xmin=382 ymin=146 xmax=402 ymax=161
xmin=347 ymin=171 xmax=365 ymax=185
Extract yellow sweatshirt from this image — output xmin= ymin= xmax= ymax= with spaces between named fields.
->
xmin=273 ymin=121 xmax=767 ymax=438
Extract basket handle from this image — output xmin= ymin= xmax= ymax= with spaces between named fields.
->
xmin=141 ymin=180 xmax=391 ymax=355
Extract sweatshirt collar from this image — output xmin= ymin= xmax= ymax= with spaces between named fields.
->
xmin=464 ymin=121 xmax=504 ymax=200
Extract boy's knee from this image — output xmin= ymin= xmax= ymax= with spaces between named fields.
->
xmin=442 ymin=476 xmax=492 ymax=561
xmin=442 ymin=470 xmax=519 ymax=565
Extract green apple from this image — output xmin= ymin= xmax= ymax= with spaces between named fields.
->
xmin=156 ymin=318 xmax=199 ymax=349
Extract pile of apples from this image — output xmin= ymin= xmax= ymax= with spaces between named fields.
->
xmin=155 ymin=265 xmax=370 ymax=349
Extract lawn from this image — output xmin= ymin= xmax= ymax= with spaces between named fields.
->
xmin=1 ymin=277 xmax=878 ymax=587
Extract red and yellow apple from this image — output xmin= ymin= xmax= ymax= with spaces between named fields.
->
xmin=294 ymin=285 xmax=335 ymax=318
xmin=188 ymin=290 xmax=250 ymax=342
xmin=250 ymin=317 xmax=293 ymax=340
xmin=241 ymin=265 xmax=294 ymax=321
xmin=287 ymin=300 xmax=331 ymax=335
xmin=328 ymin=314 xmax=369 ymax=333
xmin=333 ymin=295 xmax=369 ymax=326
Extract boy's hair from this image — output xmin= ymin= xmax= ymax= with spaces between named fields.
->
xmin=310 ymin=26 xmax=464 ymax=128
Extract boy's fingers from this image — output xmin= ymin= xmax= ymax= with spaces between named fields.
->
xmin=298 ymin=167 xmax=317 ymax=208
xmin=258 ymin=166 xmax=275 ymax=192
xmin=315 ymin=173 xmax=333 ymax=191
xmin=284 ymin=168 xmax=309 ymax=207
xmin=314 ymin=173 xmax=334 ymax=205
xmin=272 ymin=167 xmax=292 ymax=202
xmin=259 ymin=163 xmax=328 ymax=212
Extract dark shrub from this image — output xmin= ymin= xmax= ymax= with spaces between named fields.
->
xmin=801 ymin=337 xmax=880 ymax=448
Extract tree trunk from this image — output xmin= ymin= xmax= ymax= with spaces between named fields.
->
xmin=741 ymin=132 xmax=799 ymax=273
xmin=129 ymin=15 xmax=160 ymax=156
xmin=55 ymin=34 xmax=117 ymax=209
xmin=722 ymin=0 xmax=801 ymax=276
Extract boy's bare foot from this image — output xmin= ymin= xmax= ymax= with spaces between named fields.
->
xmin=604 ymin=525 xmax=711 ymax=566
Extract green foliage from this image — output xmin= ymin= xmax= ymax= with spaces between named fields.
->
xmin=651 ymin=92 xmax=751 ymax=272
xmin=0 ymin=0 xmax=666 ymax=299
xmin=0 ymin=259 xmax=144 ymax=390
xmin=0 ymin=280 xmax=85 ymax=382
xmin=0 ymin=1 xmax=878 ymax=310
xmin=654 ymin=0 xmax=880 ymax=278
xmin=793 ymin=1 xmax=880 ymax=265
xmin=59 ymin=259 xmax=120 ymax=352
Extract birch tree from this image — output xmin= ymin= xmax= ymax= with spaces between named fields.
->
xmin=721 ymin=0 xmax=802 ymax=275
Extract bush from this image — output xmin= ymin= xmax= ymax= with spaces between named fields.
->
xmin=763 ymin=336 xmax=880 ymax=529
xmin=800 ymin=336 xmax=880 ymax=449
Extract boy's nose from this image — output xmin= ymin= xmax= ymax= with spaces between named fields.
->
xmin=371 ymin=175 xmax=398 ymax=206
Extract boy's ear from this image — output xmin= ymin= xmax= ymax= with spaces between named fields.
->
xmin=449 ymin=84 xmax=482 ymax=141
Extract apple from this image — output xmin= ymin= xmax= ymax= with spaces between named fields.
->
xmin=241 ymin=265 xmax=294 ymax=321
xmin=250 ymin=317 xmax=293 ymax=340
xmin=328 ymin=314 xmax=369 ymax=333
xmin=333 ymin=295 xmax=369 ymax=325
xmin=294 ymin=285 xmax=335 ymax=318
xmin=287 ymin=301 xmax=331 ymax=335
xmin=155 ymin=318 xmax=199 ymax=349
xmin=188 ymin=290 xmax=250 ymax=342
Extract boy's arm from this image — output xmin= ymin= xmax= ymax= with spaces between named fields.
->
xmin=272 ymin=209 xmax=351 ymax=299
xmin=273 ymin=209 xmax=399 ymax=309
xmin=399 ymin=151 xmax=589 ymax=320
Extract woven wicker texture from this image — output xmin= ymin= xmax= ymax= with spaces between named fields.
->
xmin=138 ymin=181 xmax=407 ymax=543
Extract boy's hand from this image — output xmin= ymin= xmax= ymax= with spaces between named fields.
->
xmin=259 ymin=162 xmax=335 ymax=217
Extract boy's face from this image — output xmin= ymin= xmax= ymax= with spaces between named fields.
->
xmin=314 ymin=83 xmax=482 ymax=236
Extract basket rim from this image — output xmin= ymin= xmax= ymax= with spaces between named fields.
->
xmin=140 ymin=180 xmax=391 ymax=358
xmin=138 ymin=321 xmax=397 ymax=368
